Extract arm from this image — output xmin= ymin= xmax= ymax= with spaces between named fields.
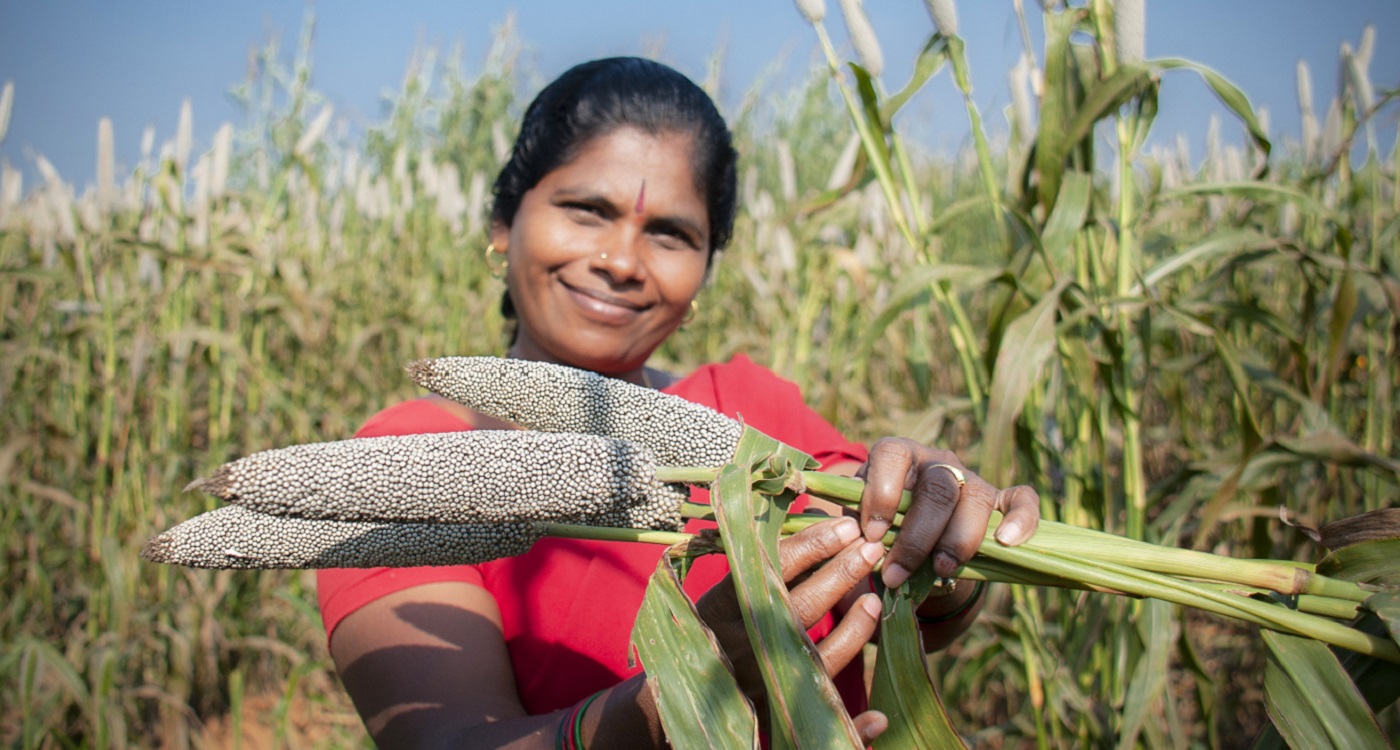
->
xmin=330 ymin=581 xmax=667 ymax=749
xmin=329 ymin=520 xmax=892 ymax=748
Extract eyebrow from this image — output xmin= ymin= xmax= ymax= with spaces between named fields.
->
xmin=551 ymin=187 xmax=708 ymax=247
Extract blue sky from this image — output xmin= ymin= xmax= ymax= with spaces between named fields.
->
xmin=1 ymin=1 xmax=1396 ymax=187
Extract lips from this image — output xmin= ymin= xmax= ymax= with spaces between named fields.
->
xmin=559 ymin=279 xmax=651 ymax=324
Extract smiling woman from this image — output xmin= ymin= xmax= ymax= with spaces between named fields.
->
xmin=314 ymin=56 xmax=1039 ymax=749
xmin=495 ymin=128 xmax=711 ymax=379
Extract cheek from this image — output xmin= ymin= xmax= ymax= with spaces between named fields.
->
xmin=652 ymin=252 xmax=709 ymax=304
xmin=513 ymin=216 xmax=593 ymax=267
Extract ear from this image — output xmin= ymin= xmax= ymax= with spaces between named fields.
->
xmin=489 ymin=221 xmax=510 ymax=256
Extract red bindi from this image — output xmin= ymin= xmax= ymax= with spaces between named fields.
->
xmin=634 ymin=179 xmax=646 ymax=214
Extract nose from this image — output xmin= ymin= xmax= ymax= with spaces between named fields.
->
xmin=591 ymin=226 xmax=646 ymax=283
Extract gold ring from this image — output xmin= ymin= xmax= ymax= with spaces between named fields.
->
xmin=930 ymin=463 xmax=966 ymax=488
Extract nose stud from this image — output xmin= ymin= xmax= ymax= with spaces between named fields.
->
xmin=600 ymin=252 xmax=609 ymax=260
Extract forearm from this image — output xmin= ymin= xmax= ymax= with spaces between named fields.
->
xmin=578 ymin=673 xmax=667 ymax=748
xmin=401 ymin=675 xmax=663 ymax=750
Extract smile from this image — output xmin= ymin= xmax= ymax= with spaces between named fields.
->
xmin=560 ymin=281 xmax=649 ymax=324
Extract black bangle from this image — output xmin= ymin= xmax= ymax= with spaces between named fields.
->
xmin=915 ymin=580 xmax=986 ymax=626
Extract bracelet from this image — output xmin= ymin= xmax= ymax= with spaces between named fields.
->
xmin=556 ymin=689 xmax=605 ymax=750
xmin=915 ymin=579 xmax=986 ymax=626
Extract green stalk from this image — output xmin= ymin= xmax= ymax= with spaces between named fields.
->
xmin=539 ymin=523 xmax=695 ymax=549
xmin=793 ymin=470 xmax=1370 ymax=601
xmin=658 ymin=466 xmax=725 ymax=484
xmin=809 ymin=20 xmax=988 ymax=416
xmin=945 ymin=34 xmax=1007 ymax=233
xmin=977 ymin=542 xmax=1400 ymax=664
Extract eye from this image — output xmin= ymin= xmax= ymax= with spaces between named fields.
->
xmin=563 ymin=202 xmax=603 ymax=218
xmin=649 ymin=223 xmax=701 ymax=252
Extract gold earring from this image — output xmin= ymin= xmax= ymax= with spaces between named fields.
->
xmin=682 ymin=299 xmax=699 ymax=325
xmin=485 ymin=243 xmax=508 ymax=279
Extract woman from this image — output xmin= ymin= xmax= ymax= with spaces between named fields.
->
xmin=317 ymin=57 xmax=1039 ymax=748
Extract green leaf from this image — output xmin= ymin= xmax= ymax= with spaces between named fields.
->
xmin=1117 ymin=599 xmax=1172 ymax=750
xmin=1259 ymin=631 xmax=1388 ymax=749
xmin=881 ymin=34 xmax=948 ymax=123
xmin=1135 ymin=230 xmax=1277 ymax=291
xmin=1212 ymin=336 xmax=1264 ymax=452
xmin=1061 ymin=64 xmax=1156 ymax=158
xmin=1039 ymin=170 xmax=1093 ymax=270
xmin=1367 ymin=592 xmax=1400 ymax=647
xmin=712 ymin=435 xmax=859 ymax=748
xmin=983 ymin=279 xmax=1069 ymax=486
xmin=633 ymin=551 xmax=758 ymax=750
xmin=1273 ymin=431 xmax=1400 ymax=477
xmin=870 ymin=559 xmax=967 ymax=749
xmin=1153 ymin=58 xmax=1272 ymax=164
xmin=1033 ymin=9 xmax=1077 ymax=212
xmin=1175 ymin=614 xmax=1220 ymax=749
xmin=1320 ymin=238 xmax=1358 ymax=395
xmin=1159 ymin=181 xmax=1331 ymax=221
xmin=862 ymin=264 xmax=1003 ymax=354
xmin=1317 ymin=538 xmax=1400 ymax=586
xmin=848 ymin=63 xmax=892 ymax=168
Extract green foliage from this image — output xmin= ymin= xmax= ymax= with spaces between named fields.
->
xmin=1 ymin=4 xmax=1397 ymax=747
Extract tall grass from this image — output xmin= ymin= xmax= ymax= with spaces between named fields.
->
xmin=0 ymin=7 xmax=1396 ymax=747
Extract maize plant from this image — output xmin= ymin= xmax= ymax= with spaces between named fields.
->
xmin=146 ymin=357 xmax=1400 ymax=748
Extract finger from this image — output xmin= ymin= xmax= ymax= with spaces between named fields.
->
xmin=853 ymin=710 xmax=889 ymax=744
xmin=859 ymin=438 xmax=919 ymax=543
xmin=993 ymin=484 xmax=1040 ymax=546
xmin=815 ymin=592 xmax=881 ymax=676
xmin=777 ymin=517 xmax=862 ymax=583
xmin=922 ymin=463 xmax=1024 ymax=577
xmin=882 ymin=460 xmax=967 ymax=586
xmin=787 ymin=540 xmax=885 ymax=628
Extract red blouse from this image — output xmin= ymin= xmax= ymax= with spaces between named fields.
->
xmin=317 ymin=354 xmax=870 ymax=715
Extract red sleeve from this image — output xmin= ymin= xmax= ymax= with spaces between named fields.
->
xmin=315 ymin=399 xmax=484 ymax=645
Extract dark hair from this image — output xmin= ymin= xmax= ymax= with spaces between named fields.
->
xmin=491 ymin=57 xmax=738 ymax=255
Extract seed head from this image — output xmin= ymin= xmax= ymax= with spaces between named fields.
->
xmin=794 ymin=0 xmax=825 ymax=24
xmin=923 ymin=0 xmax=959 ymax=37
xmin=1113 ymin=0 xmax=1145 ymax=65
xmin=407 ymin=357 xmax=743 ymax=470
xmin=199 ymin=430 xmax=682 ymax=531
xmin=839 ymin=0 xmax=883 ymax=77
xmin=141 ymin=505 xmax=541 ymax=569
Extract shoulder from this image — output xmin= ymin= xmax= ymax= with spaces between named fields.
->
xmin=355 ymin=398 xmax=473 ymax=439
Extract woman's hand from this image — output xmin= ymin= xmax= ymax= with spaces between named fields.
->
xmin=695 ymin=517 xmax=890 ymax=743
xmin=857 ymin=438 xmax=1040 ymax=590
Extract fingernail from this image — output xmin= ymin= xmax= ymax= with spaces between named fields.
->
xmin=860 ymin=542 xmax=885 ymax=565
xmin=865 ymin=519 xmax=890 ymax=542
xmin=935 ymin=552 xmax=959 ymax=577
xmin=995 ymin=520 xmax=1023 ymax=545
xmin=835 ymin=517 xmax=861 ymax=544
xmin=859 ymin=593 xmax=883 ymax=618
xmin=882 ymin=563 xmax=910 ymax=589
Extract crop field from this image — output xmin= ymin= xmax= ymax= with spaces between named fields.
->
xmin=1 ymin=2 xmax=1397 ymax=747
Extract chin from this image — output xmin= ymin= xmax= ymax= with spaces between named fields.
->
xmin=553 ymin=342 xmax=651 ymax=376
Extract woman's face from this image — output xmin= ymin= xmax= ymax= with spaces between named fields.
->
xmin=492 ymin=127 xmax=710 ymax=380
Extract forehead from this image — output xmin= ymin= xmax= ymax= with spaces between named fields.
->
xmin=550 ymin=127 xmax=702 ymax=196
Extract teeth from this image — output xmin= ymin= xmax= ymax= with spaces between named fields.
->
xmin=141 ymin=505 xmax=542 ymax=569
xmin=406 ymin=357 xmax=743 ymax=469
